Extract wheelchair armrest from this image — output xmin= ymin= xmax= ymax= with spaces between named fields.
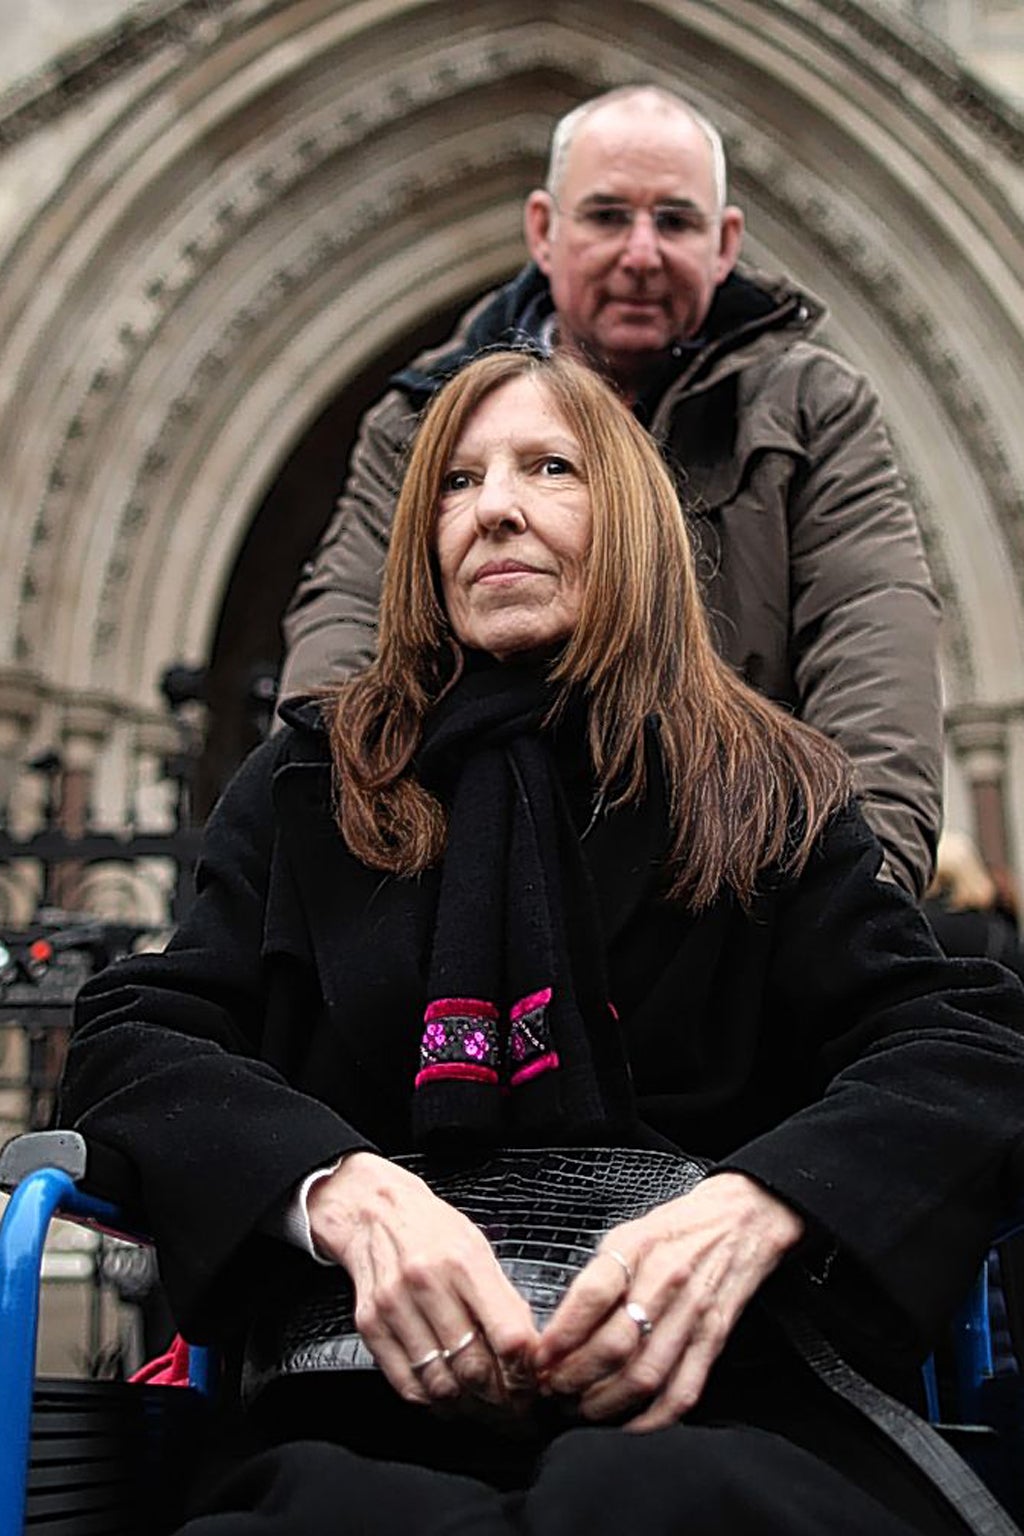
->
xmin=0 ymin=1130 xmax=88 ymax=1187
xmin=0 ymin=1129 xmax=145 ymax=1237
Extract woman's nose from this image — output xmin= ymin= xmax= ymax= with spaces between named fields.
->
xmin=475 ymin=468 xmax=526 ymax=531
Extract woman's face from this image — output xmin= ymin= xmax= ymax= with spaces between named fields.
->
xmin=434 ymin=376 xmax=593 ymax=661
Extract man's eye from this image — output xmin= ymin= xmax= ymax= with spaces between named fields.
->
xmin=584 ymin=206 xmax=632 ymax=231
xmin=653 ymin=208 xmax=698 ymax=236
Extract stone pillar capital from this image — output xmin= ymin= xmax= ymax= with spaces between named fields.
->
xmin=134 ymin=716 xmax=184 ymax=762
xmin=0 ymin=668 xmax=44 ymax=735
xmin=943 ymin=703 xmax=1022 ymax=872
xmin=944 ymin=707 xmax=1011 ymax=783
xmin=60 ymin=695 xmax=122 ymax=771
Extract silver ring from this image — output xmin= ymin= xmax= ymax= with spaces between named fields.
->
xmin=625 ymin=1300 xmax=653 ymax=1340
xmin=410 ymin=1346 xmax=444 ymax=1374
xmin=442 ymin=1327 xmax=477 ymax=1363
xmin=603 ymin=1247 xmax=634 ymax=1288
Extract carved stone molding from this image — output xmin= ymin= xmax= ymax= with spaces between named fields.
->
xmin=900 ymin=468 xmax=975 ymax=696
xmin=0 ymin=0 xmax=249 ymax=151
xmin=7 ymin=23 xmax=593 ymax=671
xmin=8 ymin=10 xmax=1023 ymax=693
xmin=0 ymin=669 xmax=44 ymax=733
xmin=0 ymin=672 xmax=175 ymax=747
xmin=793 ymin=0 xmax=1024 ymax=158
xmin=4 ymin=0 xmax=1023 ymax=164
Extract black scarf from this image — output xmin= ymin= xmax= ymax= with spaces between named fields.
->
xmin=411 ymin=656 xmax=637 ymax=1152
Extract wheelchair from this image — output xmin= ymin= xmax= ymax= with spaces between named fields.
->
xmin=3 ymin=1129 xmax=1024 ymax=1536
xmin=0 ymin=1131 xmax=210 ymax=1535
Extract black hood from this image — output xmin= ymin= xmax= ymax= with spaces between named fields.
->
xmin=277 ymin=696 xmax=329 ymax=736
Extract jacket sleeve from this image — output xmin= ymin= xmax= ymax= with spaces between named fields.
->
xmin=278 ymin=387 xmax=418 ymax=701
xmin=724 ymin=804 xmax=1024 ymax=1347
xmin=58 ymin=736 xmax=374 ymax=1338
xmin=786 ymin=354 xmax=943 ymax=897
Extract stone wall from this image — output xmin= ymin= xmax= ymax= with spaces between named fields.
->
xmin=1 ymin=0 xmax=1024 ymax=906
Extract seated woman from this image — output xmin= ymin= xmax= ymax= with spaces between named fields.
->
xmin=60 ymin=350 xmax=1024 ymax=1536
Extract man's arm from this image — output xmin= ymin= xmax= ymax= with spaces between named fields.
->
xmin=788 ymin=353 xmax=943 ymax=897
xmin=279 ymin=388 xmax=417 ymax=700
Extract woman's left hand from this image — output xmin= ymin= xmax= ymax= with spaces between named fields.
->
xmin=532 ymin=1172 xmax=805 ymax=1431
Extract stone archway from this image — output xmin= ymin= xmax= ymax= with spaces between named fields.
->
xmin=1 ymin=0 xmax=1023 ymax=896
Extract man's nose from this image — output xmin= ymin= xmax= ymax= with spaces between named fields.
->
xmin=475 ymin=468 xmax=526 ymax=530
xmin=619 ymin=209 xmax=663 ymax=272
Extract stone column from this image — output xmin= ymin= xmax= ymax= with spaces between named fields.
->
xmin=0 ymin=670 xmax=42 ymax=825
xmin=132 ymin=719 xmax=181 ymax=829
xmin=0 ymin=669 xmax=45 ymax=924
xmin=129 ymin=717 xmax=185 ymax=928
xmin=53 ymin=697 xmax=119 ymax=910
xmin=945 ymin=710 xmax=1011 ymax=874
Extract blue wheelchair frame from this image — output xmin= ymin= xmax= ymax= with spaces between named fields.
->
xmin=1 ymin=1130 xmax=1021 ymax=1534
xmin=0 ymin=1133 xmax=211 ymax=1535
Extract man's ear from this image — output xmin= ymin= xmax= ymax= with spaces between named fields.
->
xmin=524 ymin=190 xmax=556 ymax=275
xmin=715 ymin=205 xmax=745 ymax=284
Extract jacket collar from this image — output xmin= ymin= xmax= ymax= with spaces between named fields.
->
xmin=392 ymin=264 xmax=553 ymax=407
xmin=391 ymin=261 xmax=825 ymax=412
xmin=275 ymin=696 xmax=330 ymax=748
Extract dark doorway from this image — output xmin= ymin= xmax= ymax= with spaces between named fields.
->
xmin=196 ymin=280 xmax=507 ymax=814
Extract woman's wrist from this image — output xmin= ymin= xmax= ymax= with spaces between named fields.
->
xmin=704 ymin=1170 xmax=806 ymax=1257
xmin=306 ymin=1148 xmax=396 ymax=1265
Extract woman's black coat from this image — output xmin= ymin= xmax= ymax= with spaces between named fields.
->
xmin=60 ymin=708 xmax=1024 ymax=1388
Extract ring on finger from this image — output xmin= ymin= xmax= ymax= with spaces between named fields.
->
xmin=410 ymin=1346 xmax=445 ymax=1374
xmin=442 ymin=1328 xmax=477 ymax=1363
xmin=603 ymin=1247 xmax=634 ymax=1288
xmin=624 ymin=1300 xmax=653 ymax=1341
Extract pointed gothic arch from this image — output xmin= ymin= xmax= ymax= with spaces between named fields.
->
xmin=1 ymin=0 xmax=1023 ymax=886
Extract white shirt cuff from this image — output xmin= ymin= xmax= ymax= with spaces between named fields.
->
xmin=269 ymin=1156 xmax=348 ymax=1265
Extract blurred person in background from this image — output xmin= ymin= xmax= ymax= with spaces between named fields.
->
xmin=925 ymin=830 xmax=1024 ymax=985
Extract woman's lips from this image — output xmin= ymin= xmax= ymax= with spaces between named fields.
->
xmin=473 ymin=561 xmax=545 ymax=583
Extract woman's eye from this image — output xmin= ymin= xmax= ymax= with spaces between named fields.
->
xmin=441 ymin=469 xmax=472 ymax=493
xmin=538 ymin=456 xmax=573 ymax=477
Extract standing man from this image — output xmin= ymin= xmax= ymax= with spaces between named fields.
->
xmin=279 ymin=86 xmax=942 ymax=896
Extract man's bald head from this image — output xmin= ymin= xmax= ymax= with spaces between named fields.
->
xmin=545 ymin=87 xmax=728 ymax=211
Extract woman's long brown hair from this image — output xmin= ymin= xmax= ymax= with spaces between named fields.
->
xmin=326 ymin=349 xmax=852 ymax=909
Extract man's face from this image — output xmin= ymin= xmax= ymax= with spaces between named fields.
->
xmin=525 ymin=102 xmax=744 ymax=390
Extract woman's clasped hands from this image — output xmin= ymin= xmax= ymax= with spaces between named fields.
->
xmin=308 ymin=1154 xmax=804 ymax=1432
xmin=307 ymin=1152 xmax=540 ymax=1422
xmin=534 ymin=1171 xmax=805 ymax=1431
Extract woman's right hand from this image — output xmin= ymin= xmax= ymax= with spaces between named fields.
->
xmin=307 ymin=1151 xmax=540 ymax=1417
